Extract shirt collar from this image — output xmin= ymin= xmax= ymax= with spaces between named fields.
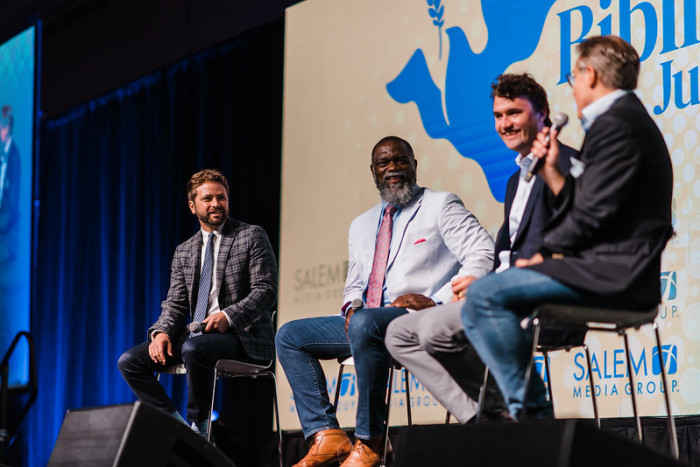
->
xmin=580 ymin=89 xmax=629 ymax=131
xmin=380 ymin=199 xmax=401 ymax=213
xmin=2 ymin=137 xmax=11 ymax=154
xmin=201 ymin=224 xmax=225 ymax=244
xmin=515 ymin=152 xmax=533 ymax=166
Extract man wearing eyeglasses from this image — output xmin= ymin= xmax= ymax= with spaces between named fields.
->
xmin=459 ymin=35 xmax=673 ymax=421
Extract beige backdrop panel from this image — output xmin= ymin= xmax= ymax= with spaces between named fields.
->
xmin=278 ymin=0 xmax=699 ymax=430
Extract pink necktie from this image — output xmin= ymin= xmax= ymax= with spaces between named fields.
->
xmin=366 ymin=205 xmax=397 ymax=307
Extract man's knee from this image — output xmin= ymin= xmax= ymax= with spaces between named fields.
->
xmin=347 ymin=310 xmax=380 ymax=344
xmin=463 ymin=282 xmax=490 ymax=326
xmin=181 ymin=338 xmax=201 ymax=362
xmin=275 ymin=320 xmax=300 ymax=354
xmin=117 ymin=350 xmax=131 ymax=374
xmin=118 ymin=346 xmax=141 ymax=374
xmin=117 ymin=346 xmax=148 ymax=378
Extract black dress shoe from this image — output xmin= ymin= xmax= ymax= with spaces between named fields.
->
xmin=516 ymin=403 xmax=554 ymax=421
xmin=466 ymin=409 xmax=514 ymax=424
xmin=480 ymin=408 xmax=515 ymax=423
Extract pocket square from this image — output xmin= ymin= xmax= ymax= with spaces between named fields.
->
xmin=569 ymin=157 xmax=586 ymax=178
xmin=413 ymin=238 xmax=426 ymax=245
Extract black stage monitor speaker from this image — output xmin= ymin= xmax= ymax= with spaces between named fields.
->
xmin=393 ymin=419 xmax=683 ymax=467
xmin=48 ymin=402 xmax=236 ymax=466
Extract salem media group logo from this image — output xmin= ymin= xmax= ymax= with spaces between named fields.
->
xmin=534 ymin=343 xmax=678 ymax=399
xmin=660 ymin=271 xmax=677 ymax=301
xmin=568 ymin=344 xmax=679 ymax=399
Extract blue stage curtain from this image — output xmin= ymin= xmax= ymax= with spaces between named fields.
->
xmin=21 ymin=19 xmax=282 ymax=466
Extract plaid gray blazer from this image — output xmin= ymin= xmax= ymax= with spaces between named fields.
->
xmin=148 ymin=217 xmax=278 ymax=360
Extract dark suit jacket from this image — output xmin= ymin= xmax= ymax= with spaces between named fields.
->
xmin=531 ymin=93 xmax=673 ymax=309
xmin=149 ymin=217 xmax=278 ymax=360
xmin=493 ymin=144 xmax=575 ymax=269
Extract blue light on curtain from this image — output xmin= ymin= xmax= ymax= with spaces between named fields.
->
xmin=23 ymin=20 xmax=282 ymax=466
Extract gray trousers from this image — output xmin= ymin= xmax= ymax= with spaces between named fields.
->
xmin=385 ymin=301 xmax=506 ymax=423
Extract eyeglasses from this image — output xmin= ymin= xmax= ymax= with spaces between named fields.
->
xmin=566 ymin=73 xmax=575 ymax=87
xmin=566 ymin=67 xmax=588 ymax=87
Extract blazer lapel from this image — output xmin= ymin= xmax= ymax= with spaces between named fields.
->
xmin=512 ymin=177 xmax=544 ymax=247
xmin=216 ymin=220 xmax=237 ymax=294
xmin=361 ymin=204 xmax=383 ymax=286
xmin=387 ymin=188 xmax=424 ymax=269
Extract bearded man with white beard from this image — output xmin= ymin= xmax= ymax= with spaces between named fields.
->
xmin=276 ymin=136 xmax=495 ymax=467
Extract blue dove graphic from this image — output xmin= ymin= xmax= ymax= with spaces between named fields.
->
xmin=387 ymin=1 xmax=557 ymax=202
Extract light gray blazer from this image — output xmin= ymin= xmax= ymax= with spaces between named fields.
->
xmin=343 ymin=188 xmax=494 ymax=309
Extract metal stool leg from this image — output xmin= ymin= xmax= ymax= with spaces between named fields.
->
xmin=521 ymin=318 xmax=542 ymax=420
xmin=542 ymin=350 xmax=555 ymax=418
xmin=653 ymin=322 xmax=679 ymax=459
xmin=622 ymin=332 xmax=643 ymax=443
xmin=542 ymin=351 xmax=552 ymax=401
xmin=403 ymin=368 xmax=412 ymax=426
xmin=333 ymin=363 xmax=345 ymax=408
xmin=582 ymin=343 xmax=599 ymax=428
xmin=269 ymin=372 xmax=284 ymax=467
xmin=206 ymin=368 xmax=219 ymax=443
xmin=475 ymin=366 xmax=489 ymax=422
xmin=382 ymin=366 xmax=395 ymax=466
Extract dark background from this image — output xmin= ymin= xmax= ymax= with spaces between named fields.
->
xmin=1 ymin=0 xmax=301 ymax=117
xmin=0 ymin=1 xmax=302 ymax=465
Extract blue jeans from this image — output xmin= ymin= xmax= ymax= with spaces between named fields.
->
xmin=461 ymin=268 xmax=588 ymax=418
xmin=275 ymin=307 xmax=408 ymax=439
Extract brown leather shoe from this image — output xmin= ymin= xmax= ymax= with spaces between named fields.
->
xmin=293 ymin=429 xmax=353 ymax=467
xmin=338 ymin=438 xmax=386 ymax=467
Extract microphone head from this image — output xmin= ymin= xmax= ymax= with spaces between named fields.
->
xmin=551 ymin=112 xmax=569 ymax=130
xmin=188 ymin=322 xmax=204 ymax=333
xmin=351 ymin=298 xmax=364 ymax=310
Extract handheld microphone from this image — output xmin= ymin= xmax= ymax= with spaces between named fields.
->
xmin=188 ymin=321 xmax=206 ymax=333
xmin=523 ymin=112 xmax=569 ymax=182
xmin=351 ymin=298 xmax=364 ymax=311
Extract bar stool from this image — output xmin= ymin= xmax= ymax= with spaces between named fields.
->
xmin=333 ymin=356 xmax=412 ymax=466
xmin=157 ymin=312 xmax=283 ymax=467
xmin=520 ymin=304 xmax=678 ymax=459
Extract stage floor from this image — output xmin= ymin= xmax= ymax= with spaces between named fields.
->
xmin=280 ymin=416 xmax=700 ymax=467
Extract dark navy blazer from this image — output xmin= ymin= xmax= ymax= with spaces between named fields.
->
xmin=493 ymin=144 xmax=576 ymax=270
xmin=531 ymin=93 xmax=673 ymax=309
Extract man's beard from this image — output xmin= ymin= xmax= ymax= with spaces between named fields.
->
xmin=199 ymin=208 xmax=227 ymax=227
xmin=375 ymin=171 xmax=417 ymax=207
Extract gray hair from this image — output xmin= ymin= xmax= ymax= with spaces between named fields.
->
xmin=576 ymin=35 xmax=640 ymax=90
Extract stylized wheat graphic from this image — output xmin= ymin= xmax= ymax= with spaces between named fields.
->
xmin=427 ymin=0 xmax=445 ymax=59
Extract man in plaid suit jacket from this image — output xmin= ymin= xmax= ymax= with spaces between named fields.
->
xmin=118 ymin=169 xmax=278 ymax=436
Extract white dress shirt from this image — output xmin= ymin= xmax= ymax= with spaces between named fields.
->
xmin=200 ymin=225 xmax=233 ymax=326
xmin=495 ymin=153 xmax=536 ymax=273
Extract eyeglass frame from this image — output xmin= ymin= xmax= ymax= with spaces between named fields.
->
xmin=566 ymin=65 xmax=590 ymax=87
